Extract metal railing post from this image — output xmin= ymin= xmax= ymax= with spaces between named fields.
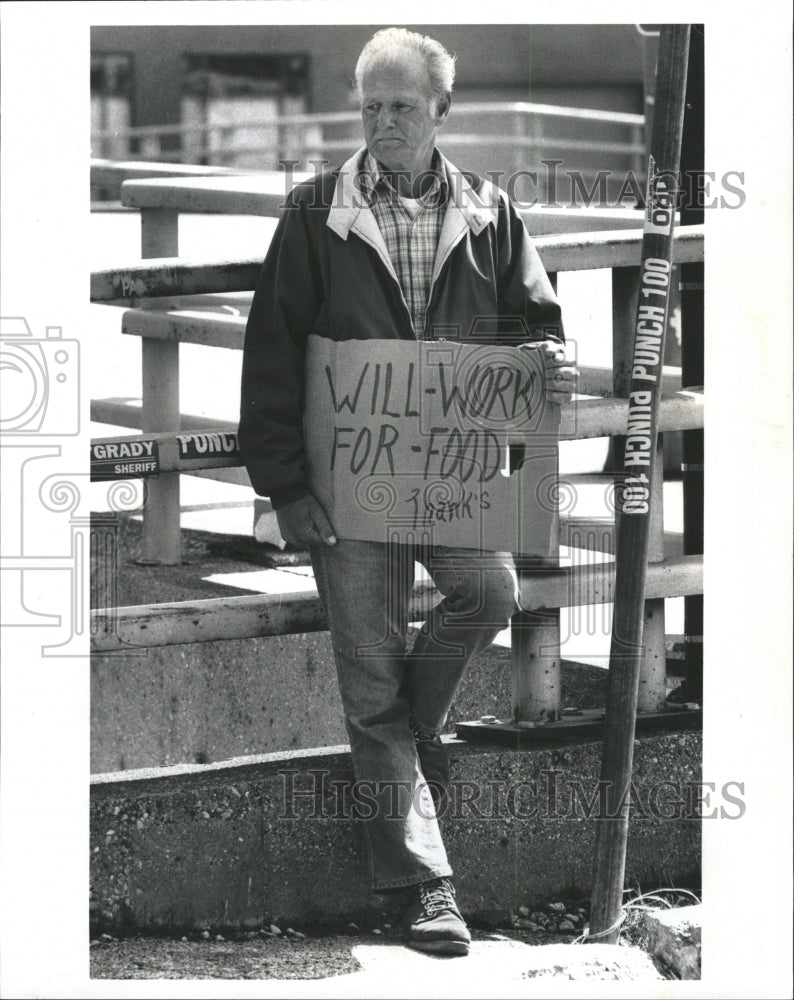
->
xmin=612 ymin=266 xmax=667 ymax=712
xmin=511 ymin=558 xmax=561 ymax=724
xmin=510 ymin=268 xmax=562 ymax=724
xmin=630 ymin=122 xmax=645 ymax=182
xmin=140 ymin=207 xmax=181 ymax=565
xmin=513 ymin=107 xmax=528 ymax=176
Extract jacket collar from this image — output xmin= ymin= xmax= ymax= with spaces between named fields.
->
xmin=326 ymin=146 xmax=499 ymax=241
xmin=358 ymin=150 xmax=448 ymax=208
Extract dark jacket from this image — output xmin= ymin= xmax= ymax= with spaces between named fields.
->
xmin=239 ymin=147 xmax=563 ymax=507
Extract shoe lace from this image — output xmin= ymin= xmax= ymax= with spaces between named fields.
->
xmin=419 ymin=878 xmax=456 ymax=916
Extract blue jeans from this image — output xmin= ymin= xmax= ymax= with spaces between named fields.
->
xmin=311 ymin=539 xmax=519 ymax=891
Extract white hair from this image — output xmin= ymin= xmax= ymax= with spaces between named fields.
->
xmin=354 ymin=27 xmax=456 ymax=102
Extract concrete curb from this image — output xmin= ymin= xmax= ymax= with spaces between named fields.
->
xmin=643 ymin=903 xmax=702 ymax=979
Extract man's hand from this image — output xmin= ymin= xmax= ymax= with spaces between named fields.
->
xmin=276 ymin=494 xmax=337 ymax=548
xmin=523 ymin=340 xmax=578 ymax=407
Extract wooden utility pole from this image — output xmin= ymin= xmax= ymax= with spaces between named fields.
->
xmin=588 ymin=24 xmax=691 ymax=943
xmin=679 ymin=26 xmax=705 ymax=703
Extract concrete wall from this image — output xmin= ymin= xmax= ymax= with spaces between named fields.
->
xmin=90 ymin=731 xmax=702 ymax=934
xmin=92 ymin=633 xmax=343 ymax=771
xmin=91 ymin=638 xmax=612 ymax=773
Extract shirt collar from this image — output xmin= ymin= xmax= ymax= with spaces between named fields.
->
xmin=359 ymin=149 xmax=448 ymax=208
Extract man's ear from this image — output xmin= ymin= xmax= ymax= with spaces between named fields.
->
xmin=435 ymin=92 xmax=451 ymax=125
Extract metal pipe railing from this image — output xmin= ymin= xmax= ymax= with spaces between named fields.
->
xmin=91 ymin=102 xmax=646 ymax=183
xmin=91 ymin=557 xmax=703 ymax=653
xmin=91 ymin=101 xmax=644 ymax=142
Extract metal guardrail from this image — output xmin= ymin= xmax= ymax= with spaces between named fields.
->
xmin=89 ymin=391 xmax=703 ymax=480
xmin=92 ymin=558 xmax=702 ymax=653
xmin=92 ymin=102 xmax=646 ymax=141
xmin=90 ymin=227 xmax=704 ymax=301
xmin=91 ymin=102 xmax=645 ymax=178
xmin=90 ymin=159 xmax=255 ymax=202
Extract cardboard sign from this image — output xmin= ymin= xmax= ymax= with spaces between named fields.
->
xmin=304 ymin=337 xmax=560 ymax=554
xmin=91 ymin=440 xmax=160 ymax=480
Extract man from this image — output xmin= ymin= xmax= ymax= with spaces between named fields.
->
xmin=239 ymin=27 xmax=576 ymax=956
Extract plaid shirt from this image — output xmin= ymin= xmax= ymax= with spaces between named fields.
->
xmin=358 ymin=151 xmax=447 ymax=338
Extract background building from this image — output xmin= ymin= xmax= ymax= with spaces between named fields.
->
xmin=91 ymin=24 xmax=653 ymax=202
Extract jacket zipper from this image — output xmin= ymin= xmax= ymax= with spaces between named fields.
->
xmin=423 ymin=209 xmax=482 ymax=337
xmin=422 ymin=244 xmax=459 ymax=339
xmin=352 ymin=228 xmax=416 ymax=339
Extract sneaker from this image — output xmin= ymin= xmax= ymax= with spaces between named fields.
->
xmin=403 ymin=877 xmax=471 ymax=955
xmin=413 ymin=729 xmax=449 ymax=816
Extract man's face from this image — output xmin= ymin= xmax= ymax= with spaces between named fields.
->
xmin=360 ymin=56 xmax=449 ymax=175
